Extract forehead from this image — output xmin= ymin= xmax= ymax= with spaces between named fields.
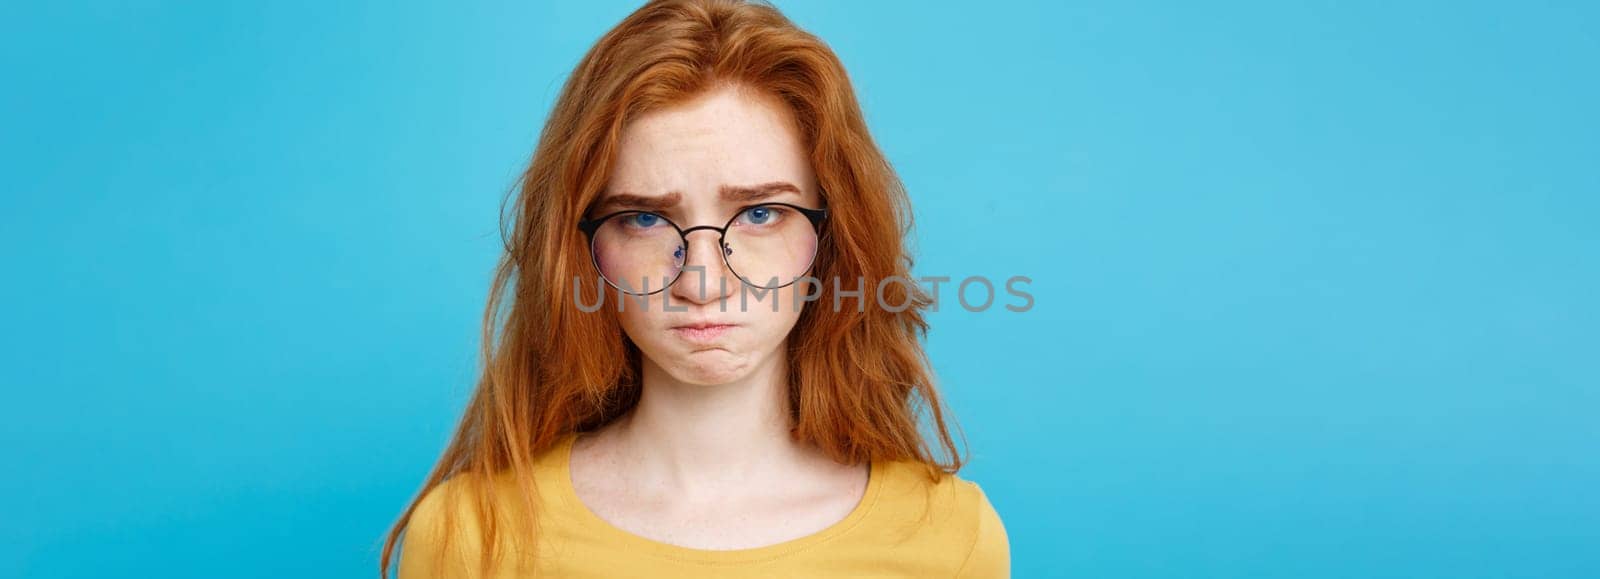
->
xmin=605 ymin=84 xmax=814 ymax=202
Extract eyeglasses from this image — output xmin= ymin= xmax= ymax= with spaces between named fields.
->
xmin=577 ymin=202 xmax=828 ymax=296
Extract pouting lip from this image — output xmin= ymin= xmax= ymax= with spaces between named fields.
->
xmin=669 ymin=322 xmax=739 ymax=330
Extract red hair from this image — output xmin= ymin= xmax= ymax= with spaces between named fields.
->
xmin=379 ymin=1 xmax=969 ymax=575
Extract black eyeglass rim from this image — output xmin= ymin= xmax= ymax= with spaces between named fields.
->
xmin=575 ymin=201 xmax=829 ymax=296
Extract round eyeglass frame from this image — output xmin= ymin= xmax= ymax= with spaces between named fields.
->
xmin=576 ymin=202 xmax=829 ymax=296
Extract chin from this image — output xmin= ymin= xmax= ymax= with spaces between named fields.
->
xmin=665 ymin=349 xmax=753 ymax=385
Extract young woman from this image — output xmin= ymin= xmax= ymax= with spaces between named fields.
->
xmin=380 ymin=1 xmax=1009 ymax=576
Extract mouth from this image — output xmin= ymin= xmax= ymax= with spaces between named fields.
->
xmin=669 ymin=323 xmax=737 ymax=342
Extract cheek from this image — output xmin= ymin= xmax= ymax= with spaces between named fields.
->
xmin=738 ymin=286 xmax=807 ymax=337
xmin=614 ymin=297 xmax=664 ymax=341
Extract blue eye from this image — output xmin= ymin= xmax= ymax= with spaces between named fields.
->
xmin=626 ymin=213 xmax=663 ymax=228
xmin=740 ymin=206 xmax=778 ymax=226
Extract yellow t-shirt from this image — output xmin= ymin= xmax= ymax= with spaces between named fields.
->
xmin=397 ymin=432 xmax=1010 ymax=578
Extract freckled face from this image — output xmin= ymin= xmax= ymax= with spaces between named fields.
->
xmin=598 ymin=84 xmax=822 ymax=385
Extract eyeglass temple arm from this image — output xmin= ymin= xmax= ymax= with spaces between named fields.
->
xmin=796 ymin=205 xmax=828 ymax=228
xmin=577 ymin=217 xmax=603 ymax=238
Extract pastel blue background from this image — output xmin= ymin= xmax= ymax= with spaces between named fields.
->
xmin=3 ymin=1 xmax=1595 ymax=577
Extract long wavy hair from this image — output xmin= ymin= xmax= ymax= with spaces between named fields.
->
xmin=378 ymin=0 xmax=968 ymax=576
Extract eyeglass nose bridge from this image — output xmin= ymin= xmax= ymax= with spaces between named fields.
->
xmin=676 ymin=224 xmax=734 ymax=263
xmin=679 ymin=224 xmax=726 ymax=237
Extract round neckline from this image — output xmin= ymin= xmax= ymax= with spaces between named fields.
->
xmin=555 ymin=431 xmax=884 ymax=564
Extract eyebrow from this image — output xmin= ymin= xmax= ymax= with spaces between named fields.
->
xmin=721 ymin=181 xmax=803 ymax=203
xmin=593 ymin=181 xmax=803 ymax=215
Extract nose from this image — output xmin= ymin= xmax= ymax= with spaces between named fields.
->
xmin=669 ymin=228 xmax=737 ymax=305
